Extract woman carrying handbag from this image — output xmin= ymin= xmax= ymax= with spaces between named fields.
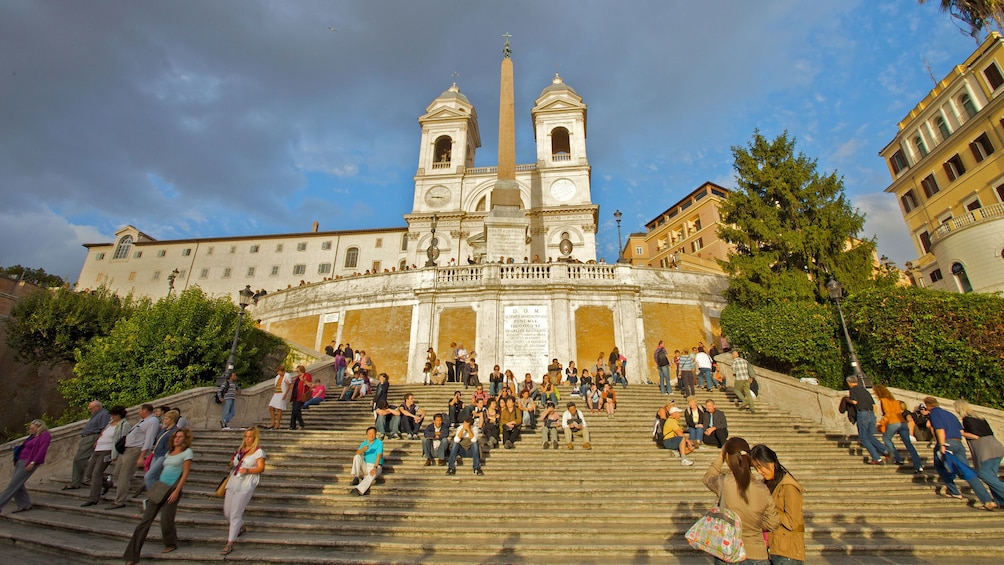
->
xmin=221 ymin=426 xmax=266 ymax=556
xmin=123 ymin=428 xmax=193 ymax=564
xmin=699 ymin=437 xmax=779 ymax=564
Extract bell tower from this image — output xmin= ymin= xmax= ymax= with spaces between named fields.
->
xmin=412 ymin=83 xmax=480 ymax=215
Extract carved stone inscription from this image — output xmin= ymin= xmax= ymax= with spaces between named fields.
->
xmin=503 ymin=305 xmax=549 ymax=383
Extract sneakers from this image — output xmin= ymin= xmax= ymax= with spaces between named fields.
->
xmin=446 ymin=468 xmax=456 ymax=475
xmin=504 ymin=440 xmax=514 ymax=449
xmin=220 ymin=419 xmax=226 ymax=429
xmin=473 ymin=468 xmax=484 ymax=476
xmin=681 ymin=458 xmax=695 ymax=466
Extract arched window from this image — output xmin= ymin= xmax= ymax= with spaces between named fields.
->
xmin=433 ymin=136 xmax=452 ymax=168
xmin=550 ymin=127 xmax=571 ymax=160
xmin=936 ymin=117 xmax=951 ymax=140
xmin=951 ymin=262 xmax=973 ymax=293
xmin=914 ymin=135 xmax=928 ymax=158
xmin=113 ymin=235 xmax=133 ymax=260
xmin=399 ymin=259 xmax=407 ymax=271
xmin=344 ymin=247 xmax=359 ymax=269
xmin=960 ymin=93 xmax=977 ymax=119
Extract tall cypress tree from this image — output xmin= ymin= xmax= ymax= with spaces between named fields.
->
xmin=717 ymin=131 xmax=877 ymax=308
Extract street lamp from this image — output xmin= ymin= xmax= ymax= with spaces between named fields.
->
xmin=166 ymin=268 xmax=180 ymax=295
xmin=222 ymin=285 xmax=256 ymax=385
xmin=826 ymin=277 xmax=872 ymax=388
xmin=613 ymin=209 xmax=624 ymax=263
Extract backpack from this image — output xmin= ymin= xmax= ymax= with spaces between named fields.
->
xmin=655 ymin=348 xmax=669 ymax=367
xmin=214 ymin=380 xmax=229 ymax=404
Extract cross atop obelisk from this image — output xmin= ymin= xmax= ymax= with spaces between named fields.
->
xmin=484 ymin=33 xmax=529 ymax=261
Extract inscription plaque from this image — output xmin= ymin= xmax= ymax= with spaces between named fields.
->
xmin=503 ymin=305 xmax=549 ymax=383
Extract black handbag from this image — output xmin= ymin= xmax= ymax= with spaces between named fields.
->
xmin=114 ymin=436 xmax=127 ymax=455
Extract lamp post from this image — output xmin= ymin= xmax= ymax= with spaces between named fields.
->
xmin=166 ymin=268 xmax=180 ymax=296
xmin=222 ymin=285 xmax=256 ymax=385
xmin=613 ymin=209 xmax=624 ymax=263
xmin=826 ymin=277 xmax=872 ymax=388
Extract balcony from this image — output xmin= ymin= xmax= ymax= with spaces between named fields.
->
xmin=931 ymin=202 xmax=1004 ymax=243
xmin=431 ymin=161 xmax=451 ymax=170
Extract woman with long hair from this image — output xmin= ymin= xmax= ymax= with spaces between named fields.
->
xmin=124 ymin=428 xmax=193 ymax=564
xmin=0 ymin=419 xmax=51 ymax=514
xmin=751 ymin=444 xmax=805 ymax=565
xmin=955 ymin=399 xmax=1004 ymax=508
xmin=221 ymin=427 xmax=266 ymax=556
xmin=874 ymin=384 xmax=923 ymax=472
xmin=702 ymin=437 xmax=779 ymax=565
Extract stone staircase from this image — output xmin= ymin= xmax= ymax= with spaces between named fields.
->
xmin=1 ymin=383 xmax=1002 ymax=564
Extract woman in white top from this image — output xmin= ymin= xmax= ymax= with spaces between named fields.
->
xmin=221 ymin=427 xmax=266 ymax=556
xmin=82 ymin=405 xmax=129 ymax=506
xmin=267 ymin=366 xmax=293 ymax=429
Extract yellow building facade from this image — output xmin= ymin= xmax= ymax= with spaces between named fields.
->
xmin=622 ymin=182 xmax=731 ymax=274
xmin=880 ymin=33 xmax=1004 ymax=294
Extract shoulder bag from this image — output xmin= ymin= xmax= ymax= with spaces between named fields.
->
xmin=685 ymin=475 xmax=747 ymax=563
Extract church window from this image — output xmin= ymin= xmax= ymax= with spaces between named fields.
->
xmin=223 ymin=267 xmax=232 ymax=279
xmin=399 ymin=259 xmax=407 ymax=270
xmin=635 ymin=246 xmax=643 ymax=255
xmin=322 ymin=241 xmax=332 ymax=250
xmin=318 ymin=263 xmax=331 ymax=274
xmin=372 ymin=261 xmax=381 ymax=273
xmin=297 ymin=242 xmax=307 ymax=251
xmin=293 ymin=264 xmax=306 ymax=275
xmin=113 ymin=236 xmax=133 ymax=260
xmin=270 ymin=265 xmax=280 ymax=276
xmin=375 ymin=238 xmax=383 ymax=248
xmin=199 ymin=268 xmax=209 ymax=279
xmin=95 ymin=253 xmax=105 ymax=261
xmin=133 ymin=251 xmax=142 ymax=259
xmin=345 ymin=247 xmax=359 ymax=268
xmin=401 ymin=234 xmax=408 ymax=251
xmin=433 ymin=136 xmax=453 ymax=168
xmin=550 ymin=127 xmax=571 ymax=160
xmin=246 ymin=267 xmax=255 ymax=277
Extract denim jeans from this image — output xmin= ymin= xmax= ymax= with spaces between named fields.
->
xmin=771 ymin=556 xmax=804 ymax=565
xmin=447 ymin=441 xmax=481 ymax=470
xmin=657 ymin=364 xmax=671 ymax=394
xmin=302 ymin=397 xmax=324 ymax=409
xmin=882 ymin=422 xmax=922 ymax=469
xmin=977 ymin=455 xmax=1004 ymax=505
xmin=698 ymin=367 xmax=714 ymax=389
xmin=0 ymin=460 xmax=36 ymax=510
xmin=144 ymin=455 xmax=165 ymax=490
xmin=934 ymin=439 xmax=993 ymax=503
xmin=376 ymin=413 xmax=401 ymax=437
xmin=335 ymin=367 xmax=345 ymax=387
xmin=687 ymin=426 xmax=703 ymax=442
xmin=489 ymin=381 xmax=503 ymax=397
xmin=221 ymin=398 xmax=236 ymax=426
xmin=716 ymin=558 xmax=770 ymax=565
xmin=855 ymin=410 xmax=887 ymax=462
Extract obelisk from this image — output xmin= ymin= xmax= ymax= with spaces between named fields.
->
xmin=484 ymin=33 xmax=529 ymax=262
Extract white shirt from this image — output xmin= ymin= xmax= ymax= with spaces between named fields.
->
xmin=227 ymin=447 xmax=266 ymax=492
xmin=452 ymin=425 xmax=479 ymax=444
xmin=562 ymin=409 xmax=588 ymax=429
xmin=695 ymin=352 xmax=713 ymax=370
xmin=94 ymin=422 xmax=117 ymax=452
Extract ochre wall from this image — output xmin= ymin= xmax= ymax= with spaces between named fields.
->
xmin=436 ymin=307 xmax=477 ymax=363
xmin=342 ymin=306 xmax=413 ymax=381
xmin=575 ymin=305 xmax=614 ymax=372
xmin=320 ymin=321 xmax=339 ymax=349
xmin=269 ymin=314 xmax=320 ymax=352
xmin=640 ymin=303 xmax=709 ymax=379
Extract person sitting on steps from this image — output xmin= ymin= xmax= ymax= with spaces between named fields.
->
xmin=422 ymin=414 xmax=449 ymax=466
xmin=561 ymin=402 xmax=591 ymax=450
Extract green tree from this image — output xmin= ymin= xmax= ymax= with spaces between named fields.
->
xmin=6 ymin=287 xmax=132 ymax=365
xmin=60 ymin=287 xmax=286 ymax=408
xmin=919 ymin=0 xmax=1004 ymax=38
xmin=717 ymin=131 xmax=879 ymax=309
xmin=1 ymin=264 xmax=66 ymax=288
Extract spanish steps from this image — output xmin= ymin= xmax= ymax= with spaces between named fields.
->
xmin=1 ymin=381 xmax=1002 ymax=564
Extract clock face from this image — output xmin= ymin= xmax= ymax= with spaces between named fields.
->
xmin=424 ymin=186 xmax=450 ymax=208
xmin=550 ymin=179 xmax=576 ymax=202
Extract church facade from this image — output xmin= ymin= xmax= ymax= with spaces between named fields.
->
xmin=76 ymin=75 xmax=598 ymax=300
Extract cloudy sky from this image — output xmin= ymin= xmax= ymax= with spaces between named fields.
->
xmin=0 ymin=0 xmax=983 ymax=281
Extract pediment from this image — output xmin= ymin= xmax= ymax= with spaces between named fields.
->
xmin=420 ymin=107 xmax=475 ymax=122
